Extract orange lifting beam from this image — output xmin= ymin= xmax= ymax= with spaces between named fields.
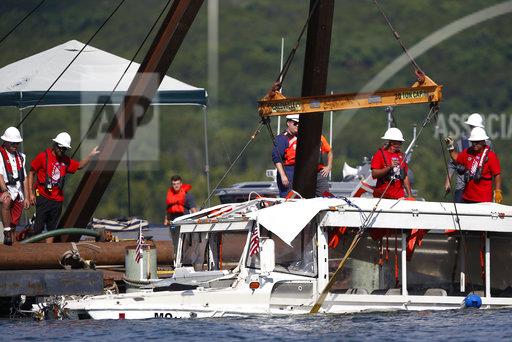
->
xmin=258 ymin=75 xmax=442 ymax=118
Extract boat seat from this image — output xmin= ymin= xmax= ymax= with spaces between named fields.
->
xmin=345 ymin=288 xmax=368 ymax=295
xmin=332 ymin=288 xmax=368 ymax=294
xmin=385 ymin=288 xmax=401 ymax=295
xmin=424 ymin=288 xmax=447 ymax=296
xmin=370 ymin=288 xmax=401 ymax=295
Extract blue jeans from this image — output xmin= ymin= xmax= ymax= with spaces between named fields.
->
xmin=277 ymin=166 xmax=294 ymax=197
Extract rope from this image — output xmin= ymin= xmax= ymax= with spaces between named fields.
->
xmin=269 ymin=0 xmax=321 ymax=93
xmin=71 ymin=0 xmax=173 ymax=158
xmin=200 ymin=121 xmax=266 ymax=209
xmin=373 ymin=0 xmax=424 ymax=76
xmin=0 ymin=0 xmax=46 ymax=48
xmin=438 ymin=135 xmax=474 ymax=293
xmin=16 ymin=0 xmax=126 ymax=128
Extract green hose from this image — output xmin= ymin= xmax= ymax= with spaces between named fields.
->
xmin=20 ymin=228 xmax=101 ymax=244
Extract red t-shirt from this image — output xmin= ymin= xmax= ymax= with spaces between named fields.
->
xmin=371 ymin=148 xmax=408 ymax=199
xmin=30 ymin=148 xmax=80 ymax=202
xmin=456 ymin=147 xmax=500 ymax=202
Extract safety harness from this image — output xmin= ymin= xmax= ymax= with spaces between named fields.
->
xmin=465 ymin=146 xmax=491 ymax=183
xmin=379 ymin=148 xmax=406 ymax=181
xmin=42 ymin=150 xmax=67 ymax=191
xmin=0 ymin=146 xmax=24 ymax=186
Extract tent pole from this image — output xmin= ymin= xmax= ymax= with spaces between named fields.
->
xmin=203 ymin=106 xmax=211 ymax=206
xmin=18 ymin=105 xmax=28 ymax=225
xmin=127 ymin=142 xmax=132 ymax=217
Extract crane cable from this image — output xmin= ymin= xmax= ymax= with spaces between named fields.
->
xmin=16 ymin=0 xmax=126 ymax=128
xmin=0 ymin=0 xmax=46 ymax=48
xmin=71 ymin=0 xmax=173 ymax=158
xmin=200 ymin=121 xmax=267 ymax=210
xmin=268 ymin=0 xmax=321 ymax=93
xmin=373 ymin=0 xmax=425 ymax=77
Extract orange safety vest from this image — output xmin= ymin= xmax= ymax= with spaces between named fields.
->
xmin=283 ymin=134 xmax=297 ymax=166
xmin=166 ymin=183 xmax=192 ymax=215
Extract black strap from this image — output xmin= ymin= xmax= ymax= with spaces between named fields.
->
xmin=379 ymin=148 xmax=388 ymax=167
xmin=43 ymin=150 xmax=67 ymax=190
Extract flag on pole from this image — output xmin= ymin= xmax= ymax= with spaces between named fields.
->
xmin=135 ymin=224 xmax=145 ymax=263
xmin=249 ymin=223 xmax=260 ymax=257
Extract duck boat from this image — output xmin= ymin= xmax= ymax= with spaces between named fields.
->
xmin=54 ymin=196 xmax=512 ymax=319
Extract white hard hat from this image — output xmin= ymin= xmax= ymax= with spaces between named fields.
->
xmin=286 ymin=114 xmax=300 ymax=122
xmin=381 ymin=127 xmax=405 ymax=142
xmin=468 ymin=127 xmax=489 ymax=141
xmin=1 ymin=127 xmax=23 ymax=143
xmin=52 ymin=132 xmax=72 ymax=149
xmin=464 ymin=113 xmax=484 ymax=128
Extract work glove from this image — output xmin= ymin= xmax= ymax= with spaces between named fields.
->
xmin=494 ymin=189 xmax=503 ymax=204
xmin=444 ymin=136 xmax=455 ymax=151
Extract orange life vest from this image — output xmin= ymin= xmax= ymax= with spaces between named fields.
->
xmin=166 ymin=183 xmax=192 ymax=215
xmin=283 ymin=133 xmax=297 ymax=166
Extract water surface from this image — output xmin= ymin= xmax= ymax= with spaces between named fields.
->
xmin=1 ymin=308 xmax=510 ymax=341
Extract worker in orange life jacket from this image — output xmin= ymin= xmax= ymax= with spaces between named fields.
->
xmin=164 ymin=175 xmax=197 ymax=224
xmin=0 ymin=127 xmax=30 ymax=245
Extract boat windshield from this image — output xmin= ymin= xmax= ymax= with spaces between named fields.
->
xmin=246 ymin=223 xmax=317 ymax=277
xmin=180 ymin=231 xmax=247 ymax=271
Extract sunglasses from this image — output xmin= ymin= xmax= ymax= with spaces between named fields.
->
xmin=8 ymin=142 xmax=20 ymax=146
xmin=291 ymin=121 xmax=299 ymax=126
xmin=471 ymin=141 xmax=485 ymax=145
xmin=57 ymin=145 xmax=69 ymax=152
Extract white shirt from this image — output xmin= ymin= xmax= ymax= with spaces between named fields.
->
xmin=0 ymin=151 xmax=27 ymax=201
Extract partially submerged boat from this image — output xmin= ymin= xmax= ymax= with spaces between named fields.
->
xmin=50 ymin=196 xmax=512 ymax=319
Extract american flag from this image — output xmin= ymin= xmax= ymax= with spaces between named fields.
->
xmin=249 ymin=223 xmax=260 ymax=256
xmin=135 ymin=227 xmax=145 ymax=263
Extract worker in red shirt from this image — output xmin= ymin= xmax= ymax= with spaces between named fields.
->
xmin=445 ymin=127 xmax=502 ymax=203
xmin=371 ymin=127 xmax=412 ymax=199
xmin=27 ymin=132 xmax=99 ymax=240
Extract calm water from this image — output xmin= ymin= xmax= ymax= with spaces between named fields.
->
xmin=1 ymin=309 xmax=511 ymax=341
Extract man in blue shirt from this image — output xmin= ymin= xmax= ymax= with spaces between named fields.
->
xmin=272 ymin=115 xmax=299 ymax=197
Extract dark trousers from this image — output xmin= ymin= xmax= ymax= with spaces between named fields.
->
xmin=32 ymin=196 xmax=63 ymax=235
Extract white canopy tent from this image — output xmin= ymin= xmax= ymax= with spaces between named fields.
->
xmin=0 ymin=40 xmax=210 ymax=213
xmin=0 ymin=40 xmax=207 ymax=108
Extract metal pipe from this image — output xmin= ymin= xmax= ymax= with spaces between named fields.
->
xmin=329 ymin=91 xmax=333 ymax=181
xmin=485 ymin=233 xmax=491 ymax=298
xmin=401 ymin=230 xmax=408 ymax=296
xmin=277 ymin=37 xmax=284 ymax=133
xmin=20 ymin=228 xmax=101 ymax=244
xmin=203 ymin=106 xmax=211 ymax=206
xmin=0 ymin=241 xmax=172 ymax=269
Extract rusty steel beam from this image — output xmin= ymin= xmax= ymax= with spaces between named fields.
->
xmin=293 ymin=0 xmax=334 ymax=198
xmin=59 ymin=0 xmax=204 ymax=235
xmin=0 ymin=241 xmax=172 ymax=270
